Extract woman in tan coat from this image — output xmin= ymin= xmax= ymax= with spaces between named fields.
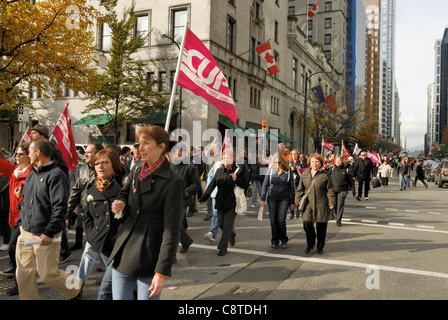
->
xmin=295 ymin=153 xmax=335 ymax=254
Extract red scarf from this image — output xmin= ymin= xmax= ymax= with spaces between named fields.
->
xmin=138 ymin=155 xmax=165 ymax=183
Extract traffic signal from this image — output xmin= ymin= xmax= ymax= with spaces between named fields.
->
xmin=434 ymin=143 xmax=437 ymax=148
xmin=262 ymin=120 xmax=267 ymax=131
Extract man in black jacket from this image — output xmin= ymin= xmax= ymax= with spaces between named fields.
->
xmin=15 ymin=138 xmax=82 ymax=300
xmin=414 ymin=160 xmax=428 ymax=188
xmin=353 ymin=152 xmax=373 ymax=201
xmin=170 ymin=143 xmax=201 ymax=253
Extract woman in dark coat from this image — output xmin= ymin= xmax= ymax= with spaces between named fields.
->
xmin=198 ymin=148 xmax=249 ymax=256
xmin=110 ymin=126 xmax=185 ymax=300
xmin=295 ymin=153 xmax=335 ymax=254
xmin=82 ymin=148 xmax=123 ymax=300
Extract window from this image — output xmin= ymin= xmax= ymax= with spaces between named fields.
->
xmin=325 ymin=2 xmax=332 ymax=12
xmin=100 ymin=23 xmax=112 ymax=51
xmin=250 ymin=87 xmax=261 ymax=108
xmin=288 ymin=6 xmax=295 ymax=15
xmin=227 ymin=16 xmax=236 ymax=53
xmin=136 ymin=14 xmax=149 ymax=44
xmin=146 ymin=72 xmax=156 ymax=92
xmin=324 ymin=50 xmax=331 ymax=61
xmin=324 ymin=34 xmax=332 ymax=45
xmin=274 ymin=21 xmax=279 ymax=43
xmin=292 ymin=58 xmax=297 ymax=91
xmin=308 ymin=20 xmax=313 ymax=31
xmin=325 ymin=18 xmax=332 ymax=28
xmin=158 ymin=72 xmax=167 ymax=92
xmin=173 ymin=9 xmax=187 ymax=43
xmin=271 ymin=96 xmax=279 ymax=114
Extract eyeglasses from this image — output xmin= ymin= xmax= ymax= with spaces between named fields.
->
xmin=16 ymin=153 xmax=28 ymax=157
xmin=95 ymin=161 xmax=110 ymax=167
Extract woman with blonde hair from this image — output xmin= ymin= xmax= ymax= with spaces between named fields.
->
xmin=295 ymin=153 xmax=335 ymax=254
xmin=260 ymin=153 xmax=295 ymax=249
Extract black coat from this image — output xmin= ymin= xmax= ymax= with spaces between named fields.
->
xmin=353 ymin=158 xmax=373 ymax=182
xmin=171 ymin=160 xmax=201 ymax=207
xmin=330 ymin=165 xmax=353 ymax=192
xmin=82 ymin=176 xmax=122 ymax=256
xmin=199 ymin=163 xmax=249 ymax=211
xmin=108 ymin=158 xmax=185 ymax=278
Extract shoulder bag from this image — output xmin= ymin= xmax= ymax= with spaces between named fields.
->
xmin=234 ymin=168 xmax=247 ymax=214
xmin=297 ymin=173 xmax=317 ymax=213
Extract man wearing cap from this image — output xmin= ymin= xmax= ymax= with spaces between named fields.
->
xmin=30 ymin=124 xmax=68 ymax=177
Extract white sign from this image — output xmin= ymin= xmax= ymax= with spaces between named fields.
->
xmin=18 ymin=106 xmax=30 ymax=122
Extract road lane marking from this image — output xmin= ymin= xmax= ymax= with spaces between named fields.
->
xmin=366 ymin=206 xmax=377 ymax=209
xmin=406 ymin=210 xmax=419 ymax=213
xmin=417 ymin=225 xmax=435 ymax=229
xmin=189 ymin=244 xmax=448 ymax=279
xmin=362 ymin=220 xmax=378 ymax=224
xmin=428 ymin=212 xmax=442 ymax=215
xmin=385 ymin=208 xmax=397 ymax=211
xmin=388 ymin=222 xmax=405 ymax=227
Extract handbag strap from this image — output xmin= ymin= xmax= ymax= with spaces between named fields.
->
xmin=305 ymin=171 xmax=318 ymax=195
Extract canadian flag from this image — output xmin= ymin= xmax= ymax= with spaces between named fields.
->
xmin=308 ymin=0 xmax=319 ymax=18
xmin=51 ymin=103 xmax=78 ymax=172
xmin=178 ymin=28 xmax=237 ymax=124
xmin=255 ymin=42 xmax=280 ymax=76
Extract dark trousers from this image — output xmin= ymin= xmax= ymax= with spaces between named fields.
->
xmin=414 ymin=176 xmax=428 ymax=188
xmin=179 ymin=209 xmax=193 ymax=247
xmin=267 ymin=197 xmax=289 ymax=245
xmin=0 ymin=190 xmax=11 ymax=244
xmin=217 ymin=208 xmax=236 ymax=250
xmin=303 ymin=221 xmax=328 ymax=250
xmin=334 ymin=191 xmax=348 ymax=223
xmin=357 ymin=179 xmax=370 ymax=198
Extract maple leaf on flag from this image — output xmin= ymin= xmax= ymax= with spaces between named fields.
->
xmin=264 ymin=52 xmax=274 ymax=64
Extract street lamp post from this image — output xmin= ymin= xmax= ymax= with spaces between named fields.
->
xmin=302 ymin=70 xmax=332 ymax=154
xmin=161 ymin=33 xmax=182 ymax=130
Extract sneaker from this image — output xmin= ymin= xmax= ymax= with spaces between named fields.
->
xmin=250 ymin=204 xmax=256 ymax=208
xmin=356 ymin=196 xmax=361 ymax=201
xmin=364 ymin=197 xmax=369 ymax=200
xmin=0 ymin=244 xmax=9 ymax=251
xmin=203 ymin=232 xmax=215 ymax=242
xmin=59 ymin=254 xmax=71 ymax=264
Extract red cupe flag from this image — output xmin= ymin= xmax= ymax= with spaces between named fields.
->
xmin=51 ymin=103 xmax=78 ymax=172
xmin=178 ymin=28 xmax=237 ymax=125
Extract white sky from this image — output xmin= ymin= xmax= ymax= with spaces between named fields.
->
xmin=395 ymin=0 xmax=448 ymax=148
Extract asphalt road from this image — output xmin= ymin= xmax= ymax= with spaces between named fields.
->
xmin=1 ymin=173 xmax=447 ymax=302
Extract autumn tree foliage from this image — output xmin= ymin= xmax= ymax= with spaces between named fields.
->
xmin=0 ymin=0 xmax=100 ymax=110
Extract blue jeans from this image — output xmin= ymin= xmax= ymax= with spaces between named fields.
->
xmin=112 ymin=269 xmax=160 ymax=300
xmin=77 ymin=242 xmax=107 ymax=291
xmin=399 ymin=174 xmax=407 ymax=190
xmin=208 ymin=198 xmax=219 ymax=238
xmin=267 ymin=197 xmax=289 ymax=245
xmin=97 ymin=253 xmax=112 ymax=300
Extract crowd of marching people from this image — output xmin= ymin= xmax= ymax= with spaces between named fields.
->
xmin=0 ymin=126 xmax=428 ymax=300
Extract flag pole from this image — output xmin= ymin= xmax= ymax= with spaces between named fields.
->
xmin=165 ymin=23 xmax=189 ymax=132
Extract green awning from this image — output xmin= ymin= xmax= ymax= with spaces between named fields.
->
xmin=271 ymin=132 xmax=296 ymax=143
xmin=72 ymin=114 xmax=113 ymax=126
xmin=218 ymin=121 xmax=249 ymax=136
xmin=136 ymin=112 xmax=178 ymax=124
